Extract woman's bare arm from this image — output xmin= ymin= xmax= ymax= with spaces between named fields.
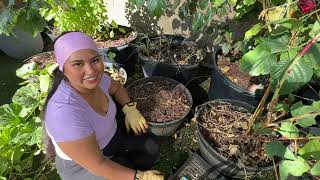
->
xmin=109 ymin=79 xmax=131 ymax=106
xmin=57 ymin=134 xmax=136 ymax=180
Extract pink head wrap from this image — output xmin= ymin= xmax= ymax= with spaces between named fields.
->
xmin=54 ymin=32 xmax=99 ymax=71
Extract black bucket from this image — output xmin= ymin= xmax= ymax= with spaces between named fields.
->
xmin=126 ymin=76 xmax=193 ymax=137
xmin=208 ymin=52 xmax=262 ymax=106
xmin=138 ymin=35 xmax=201 ymax=84
xmin=195 ymin=99 xmax=273 ymax=178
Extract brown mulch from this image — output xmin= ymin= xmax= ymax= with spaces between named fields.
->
xmin=217 ymin=54 xmax=269 ymax=91
xmin=139 ymin=36 xmax=204 ymax=65
xmin=95 ymin=31 xmax=137 ymax=48
xmin=217 ymin=55 xmax=252 ymax=90
xmin=128 ymin=79 xmax=191 ymax=122
xmin=25 ymin=52 xmax=56 ymax=69
xmin=197 ymin=102 xmax=275 ymax=167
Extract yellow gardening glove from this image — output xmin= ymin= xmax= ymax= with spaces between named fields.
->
xmin=122 ymin=102 xmax=149 ymax=135
xmin=135 ymin=170 xmax=164 ymax=180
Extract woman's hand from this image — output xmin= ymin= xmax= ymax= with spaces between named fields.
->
xmin=135 ymin=170 xmax=164 ymax=180
xmin=122 ymin=102 xmax=149 ymax=135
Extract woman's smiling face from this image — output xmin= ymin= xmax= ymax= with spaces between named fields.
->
xmin=63 ymin=49 xmax=104 ymax=94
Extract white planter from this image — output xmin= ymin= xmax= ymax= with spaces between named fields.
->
xmin=0 ymin=28 xmax=44 ymax=60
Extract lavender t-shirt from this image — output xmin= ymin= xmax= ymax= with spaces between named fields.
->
xmin=45 ymin=74 xmax=117 ymax=155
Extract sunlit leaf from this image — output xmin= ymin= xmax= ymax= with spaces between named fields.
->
xmin=298 ymin=139 xmax=320 ymax=160
xmin=244 ymin=23 xmax=262 ymax=41
xmin=311 ymin=161 xmax=320 ymax=176
xmin=279 ymin=157 xmax=310 ymax=180
xmin=240 ymin=43 xmax=277 ymax=76
xmin=291 ymin=102 xmax=319 ymax=128
xmin=39 ymin=74 xmax=50 ymax=93
xmin=278 ymin=122 xmax=299 ymax=138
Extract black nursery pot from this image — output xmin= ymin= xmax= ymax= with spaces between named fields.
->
xmin=208 ymin=52 xmax=262 ymax=106
xmin=138 ymin=35 xmax=200 ymax=84
xmin=195 ymin=99 xmax=273 ymax=178
xmin=99 ymin=30 xmax=138 ymax=77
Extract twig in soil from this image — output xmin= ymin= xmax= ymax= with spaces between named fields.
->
xmin=247 ymin=84 xmax=271 ymax=135
xmin=273 ymin=158 xmax=279 ymax=180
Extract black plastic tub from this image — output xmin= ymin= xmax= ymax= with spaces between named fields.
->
xmin=138 ymin=35 xmax=201 ymax=84
xmin=195 ymin=99 xmax=274 ymax=178
xmin=208 ymin=52 xmax=263 ymax=106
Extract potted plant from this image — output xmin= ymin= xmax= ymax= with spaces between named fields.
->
xmin=135 ymin=34 xmax=205 ymax=84
xmin=41 ymin=0 xmax=138 ymax=76
xmin=195 ymin=0 xmax=320 ymax=179
xmin=126 ymin=76 xmax=193 ymax=136
xmin=0 ymin=0 xmax=47 ymax=59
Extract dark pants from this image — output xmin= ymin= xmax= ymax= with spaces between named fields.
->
xmin=102 ymin=126 xmax=160 ymax=170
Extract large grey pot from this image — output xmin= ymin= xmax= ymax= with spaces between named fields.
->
xmin=0 ymin=28 xmax=43 ymax=60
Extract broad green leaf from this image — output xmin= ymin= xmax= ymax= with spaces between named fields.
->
xmin=265 ymin=6 xmax=286 ymax=22
xmin=16 ymin=62 xmax=36 ymax=79
xmin=146 ymin=0 xmax=166 ymax=17
xmin=199 ymin=0 xmax=209 ymax=10
xmin=111 ymin=20 xmax=118 ymax=28
xmin=27 ymin=127 xmax=43 ymax=146
xmin=222 ymin=43 xmax=231 ymax=55
xmin=311 ymin=161 xmax=320 ymax=176
xmin=118 ymin=28 xmax=126 ymax=33
xmin=192 ymin=12 xmax=205 ymax=31
xmin=47 ymin=63 xmax=58 ymax=75
xmin=260 ymin=37 xmax=289 ymax=53
xmin=0 ymin=158 xmax=8 ymax=176
xmin=243 ymin=0 xmax=256 ymax=6
xmin=291 ymin=102 xmax=319 ymax=128
xmin=275 ymin=102 xmax=290 ymax=112
xmin=12 ymin=84 xmax=39 ymax=108
xmin=11 ymin=147 xmax=24 ymax=164
xmin=213 ymin=0 xmax=226 ymax=7
xmin=275 ymin=53 xmax=313 ymax=95
xmin=39 ymin=74 xmax=50 ymax=93
xmin=303 ymin=43 xmax=320 ymax=69
xmin=266 ymin=141 xmax=296 ymax=160
xmin=0 ymin=104 xmax=24 ymax=126
xmin=272 ymin=18 xmax=303 ymax=30
xmin=279 ymin=157 xmax=310 ymax=180
xmin=0 ymin=9 xmax=16 ymax=36
xmin=278 ymin=122 xmax=299 ymax=138
xmin=227 ymin=0 xmax=237 ymax=6
xmin=298 ymin=139 xmax=320 ymax=160
xmin=310 ymin=21 xmax=320 ymax=39
xmin=240 ymin=43 xmax=277 ymax=76
xmin=244 ymin=23 xmax=262 ymax=41
xmin=19 ymin=106 xmax=34 ymax=118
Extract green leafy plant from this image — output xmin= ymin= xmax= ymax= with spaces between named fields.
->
xmin=0 ymin=62 xmax=57 ymax=179
xmin=41 ymin=0 xmax=125 ymax=39
xmin=238 ymin=0 xmax=320 ymax=179
xmin=0 ymin=0 xmax=48 ymax=36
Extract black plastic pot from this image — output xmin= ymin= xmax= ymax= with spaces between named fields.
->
xmin=99 ymin=28 xmax=138 ymax=77
xmin=138 ymin=35 xmax=201 ymax=84
xmin=126 ymin=76 xmax=193 ymax=137
xmin=195 ymin=99 xmax=273 ymax=178
xmin=208 ymin=52 xmax=262 ymax=106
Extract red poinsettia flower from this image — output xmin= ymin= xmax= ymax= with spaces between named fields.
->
xmin=297 ymin=0 xmax=317 ymax=14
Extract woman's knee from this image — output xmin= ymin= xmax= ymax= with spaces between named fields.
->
xmin=144 ymin=137 xmax=160 ymax=156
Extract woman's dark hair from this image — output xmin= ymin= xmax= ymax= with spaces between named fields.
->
xmin=42 ymin=31 xmax=78 ymax=159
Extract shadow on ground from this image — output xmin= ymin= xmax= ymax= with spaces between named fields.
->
xmin=0 ymin=51 xmax=23 ymax=105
